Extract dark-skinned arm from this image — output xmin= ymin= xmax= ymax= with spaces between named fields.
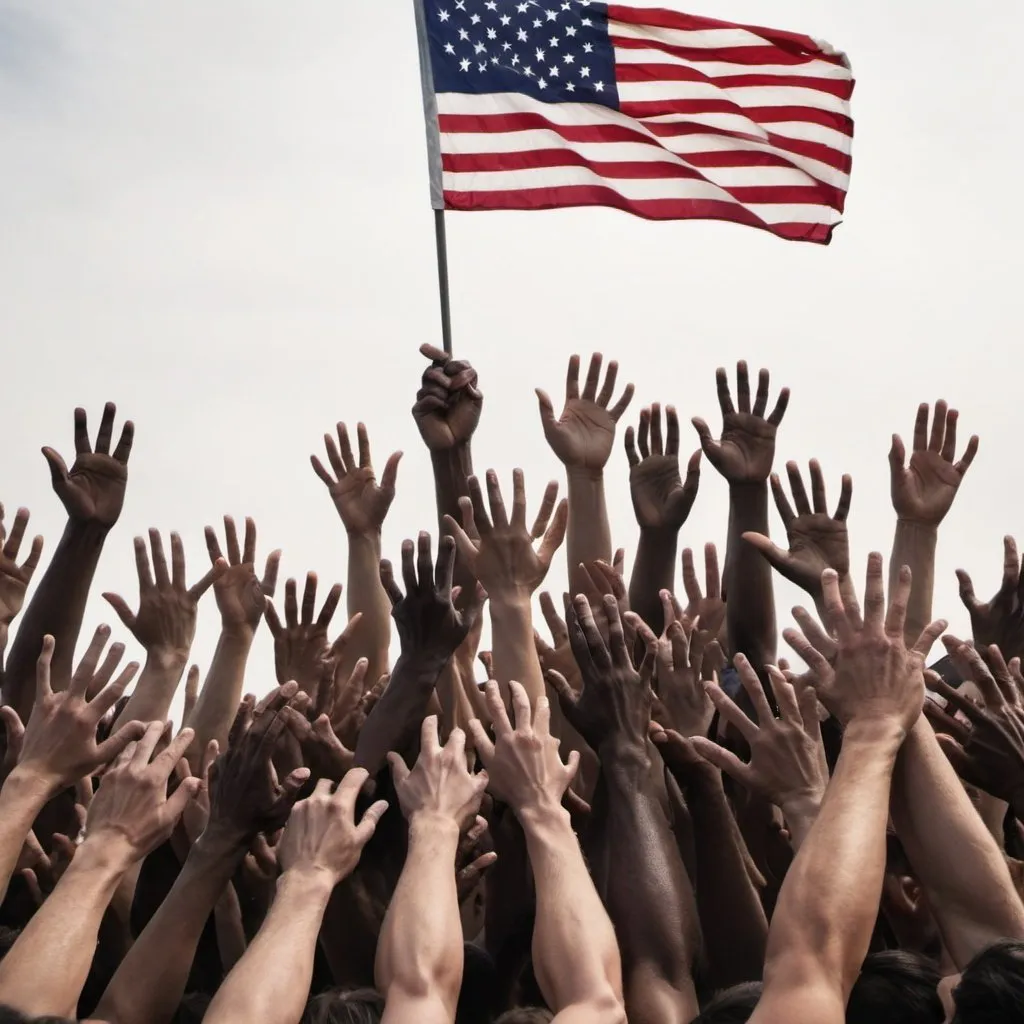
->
xmin=693 ymin=363 xmax=789 ymax=668
xmin=4 ymin=404 xmax=132 ymax=721
xmin=551 ymin=597 xmax=697 ymax=1024
xmin=536 ymin=353 xmax=633 ymax=596
xmin=625 ymin=405 xmax=700 ymax=634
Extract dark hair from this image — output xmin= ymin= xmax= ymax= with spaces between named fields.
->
xmin=494 ymin=1009 xmax=553 ymax=1024
xmin=457 ymin=942 xmax=498 ymax=1024
xmin=0 ymin=1008 xmax=76 ymax=1024
xmin=302 ymin=987 xmax=385 ymax=1024
xmin=847 ymin=950 xmax=943 ymax=1023
xmin=952 ymin=939 xmax=1024 ymax=1023
xmin=691 ymin=982 xmax=763 ymax=1023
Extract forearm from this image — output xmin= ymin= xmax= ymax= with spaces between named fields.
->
xmin=567 ymin=470 xmax=611 ymax=594
xmin=96 ymin=828 xmax=246 ymax=1024
xmin=432 ymin=446 xmax=476 ymax=597
xmin=589 ymin=753 xmax=697 ymax=1024
xmin=891 ymin=719 xmax=1024 ymax=967
xmin=186 ymin=629 xmax=254 ymax=764
xmin=889 ymin=521 xmax=937 ymax=648
xmin=765 ymin=727 xmax=900 ymax=998
xmin=725 ymin=483 xmax=776 ymax=666
xmin=205 ymin=868 xmax=333 ymax=1024
xmin=0 ymin=837 xmax=130 ymax=1017
xmin=520 ymin=801 xmax=623 ymax=1015
xmin=343 ymin=531 xmax=391 ymax=682
xmin=117 ymin=649 xmax=190 ymax=732
xmin=354 ymin=654 xmax=446 ymax=777
xmin=629 ymin=528 xmax=678 ymax=636
xmin=3 ymin=519 xmax=106 ymax=718
xmin=0 ymin=770 xmax=54 ymax=905
xmin=490 ymin=596 xmax=545 ymax=706
xmin=683 ymin=763 xmax=768 ymax=989
xmin=376 ymin=815 xmax=463 ymax=1018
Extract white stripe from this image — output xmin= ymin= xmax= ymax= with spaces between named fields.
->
xmin=442 ymin=165 xmax=840 ymax=224
xmin=440 ymin=130 xmax=839 ymax=190
xmin=608 ymin=21 xmax=780 ymax=51
xmin=641 ymin=111 xmax=852 ymax=154
xmin=612 ymin=47 xmax=852 ymax=81
xmin=769 ymin=120 xmax=853 ymax=152
xmin=435 ymin=93 xmax=851 ymax=183
xmin=617 ymin=80 xmax=850 ymax=117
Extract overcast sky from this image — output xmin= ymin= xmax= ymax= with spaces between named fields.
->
xmin=1 ymin=0 xmax=1019 ymax=719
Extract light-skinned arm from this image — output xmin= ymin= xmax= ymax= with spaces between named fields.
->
xmin=3 ymin=404 xmax=132 ymax=722
xmin=0 ymin=722 xmax=198 ymax=1019
xmin=471 ymin=680 xmax=625 ymax=1024
xmin=185 ymin=515 xmax=279 ymax=763
xmin=204 ymin=769 xmax=387 ymax=1024
xmin=536 ymin=352 xmax=633 ymax=596
xmin=753 ymin=556 xmax=945 ymax=1023
xmin=312 ymin=421 xmax=400 ymax=683
xmin=693 ymin=363 xmax=788 ymax=669
xmin=445 ymin=470 xmax=567 ymax=706
xmin=377 ymin=717 xmax=488 ymax=1023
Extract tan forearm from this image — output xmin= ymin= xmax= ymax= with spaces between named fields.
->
xmin=186 ymin=629 xmax=254 ymax=764
xmin=567 ymin=470 xmax=611 ymax=595
xmin=117 ymin=649 xmax=190 ymax=732
xmin=0 ymin=770 xmax=53 ymax=905
xmin=891 ymin=719 xmax=1024 ymax=967
xmin=889 ymin=521 xmax=937 ymax=648
xmin=343 ymin=531 xmax=391 ymax=683
xmin=490 ymin=596 xmax=545 ymax=706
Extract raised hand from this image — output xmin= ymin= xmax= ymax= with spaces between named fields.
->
xmin=205 ymin=516 xmax=280 ymax=637
xmin=85 ymin=722 xmax=199 ymax=859
xmin=547 ymin=595 xmax=653 ymax=753
xmin=42 ymin=403 xmax=134 ymax=528
xmin=0 ymin=505 xmax=43 ymax=630
xmin=689 ymin=656 xmax=827 ymax=822
xmin=412 ymin=343 xmax=483 ymax=451
xmin=264 ymin=573 xmax=343 ymax=690
xmin=469 ymin=680 xmax=579 ymax=814
xmin=889 ymin=400 xmax=978 ymax=526
xmin=388 ymin=716 xmax=488 ymax=826
xmin=782 ymin=556 xmax=946 ymax=730
xmin=280 ymin=705 xmax=354 ymax=784
xmin=536 ymin=352 xmax=634 ymax=472
xmin=692 ymin=362 xmax=788 ymax=485
xmin=277 ymin=770 xmax=387 ymax=884
xmin=380 ymin=533 xmax=473 ymax=662
xmin=743 ymin=460 xmax=852 ymax=599
xmin=444 ymin=471 xmax=567 ymax=600
xmin=103 ymin=530 xmax=220 ymax=656
xmin=311 ymin=422 xmax=402 ymax=537
xmin=638 ymin=611 xmax=713 ymax=738
xmin=17 ymin=630 xmax=144 ymax=791
xmin=924 ymin=638 xmax=1024 ymax=809
xmin=956 ymin=537 xmax=1024 ymax=660
xmin=680 ymin=544 xmax=726 ymax=639
xmin=625 ymin=404 xmax=701 ymax=532
xmin=208 ymin=683 xmax=311 ymax=841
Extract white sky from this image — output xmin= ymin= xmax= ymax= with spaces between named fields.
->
xmin=1 ymin=0 xmax=1020 ymax=719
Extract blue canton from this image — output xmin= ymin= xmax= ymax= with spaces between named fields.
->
xmin=424 ymin=0 xmax=620 ymax=109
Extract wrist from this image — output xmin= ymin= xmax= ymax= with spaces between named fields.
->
xmin=277 ymin=865 xmax=337 ymax=901
xmin=566 ymin=466 xmax=605 ymax=485
xmin=780 ymin=790 xmax=824 ymax=823
xmin=431 ymin=444 xmax=473 ymax=477
xmin=488 ymin=591 xmax=533 ymax=615
xmin=517 ymin=798 xmax=571 ymax=833
xmin=842 ymin=717 xmax=907 ymax=752
xmin=598 ymin=737 xmax=650 ymax=774
xmin=198 ymin=819 xmax=251 ymax=857
xmin=346 ymin=527 xmax=382 ymax=547
xmin=145 ymin=646 xmax=191 ymax=673
xmin=218 ymin=624 xmax=256 ymax=647
xmin=895 ymin=517 xmax=941 ymax=535
xmin=408 ymin=811 xmax=462 ymax=841
xmin=77 ymin=830 xmax=138 ymax=874
xmin=2 ymin=763 xmax=60 ymax=805
xmin=638 ymin=524 xmax=680 ymax=547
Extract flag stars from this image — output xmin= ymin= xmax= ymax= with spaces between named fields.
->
xmin=487 ymin=27 xmax=497 ymax=39
xmin=502 ymin=41 xmax=512 ymax=50
xmin=455 ymin=0 xmax=465 ymax=8
xmin=459 ymin=57 xmax=471 ymax=71
xmin=511 ymin=53 xmax=520 ymax=64
xmin=535 ymin=47 xmax=545 ymax=61
xmin=474 ymin=41 xmax=486 ymax=54
xmin=485 ymin=0 xmax=498 ymax=8
xmin=524 ymin=65 xmax=534 ymax=75
xmin=459 ymin=28 xmax=470 ymax=40
xmin=580 ymin=66 xmax=590 ymax=76
xmin=594 ymin=80 xmax=604 ymax=91
xmin=516 ymin=1 xmax=528 ymax=10
xmin=538 ymin=77 xmax=547 ymax=88
xmin=563 ymin=53 xmax=574 ymax=63
xmin=545 ymin=8 xmax=558 ymax=20
xmin=470 ymin=13 xmax=481 ymax=24
xmin=438 ymin=9 xmax=450 ymax=22
xmin=565 ymin=26 xmax=576 ymax=36
xmin=566 ymin=81 xmax=576 ymax=92
xmin=533 ymin=18 xmax=542 ymax=27
xmin=500 ymin=14 xmax=511 ymax=25
xmin=517 ymin=28 xmax=528 ymax=40
xmin=549 ymin=65 xmax=559 ymax=76
xmin=583 ymin=42 xmax=593 ymax=52
xmin=444 ymin=42 xmax=456 ymax=54
xmin=582 ymin=17 xmax=592 ymax=26
xmin=491 ymin=55 xmax=499 ymax=64
xmin=549 ymin=35 xmax=559 ymax=46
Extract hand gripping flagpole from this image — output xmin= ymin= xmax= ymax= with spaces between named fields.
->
xmin=434 ymin=209 xmax=453 ymax=355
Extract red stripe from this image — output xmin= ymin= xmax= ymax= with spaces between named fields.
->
xmin=443 ymin=185 xmax=835 ymax=243
xmin=441 ymin=150 xmax=845 ymax=210
xmin=437 ymin=111 xmax=851 ymax=176
xmin=607 ymin=4 xmax=848 ymax=67
xmin=615 ymin=62 xmax=854 ymax=100
xmin=611 ymin=32 xmax=824 ymax=67
xmin=620 ymin=99 xmax=853 ymax=136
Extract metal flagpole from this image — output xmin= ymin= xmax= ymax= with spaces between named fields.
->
xmin=434 ymin=209 xmax=453 ymax=355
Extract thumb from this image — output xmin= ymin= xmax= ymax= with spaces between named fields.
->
xmin=41 ymin=447 xmax=69 ymax=492
xmin=387 ymin=751 xmax=411 ymax=788
xmin=535 ymin=389 xmax=556 ymax=433
xmin=101 ymin=593 xmax=137 ymax=631
xmin=956 ymin=570 xmax=979 ymax=612
xmin=690 ymin=418 xmax=719 ymax=462
xmin=741 ymin=532 xmax=788 ymax=572
xmin=889 ymin=434 xmax=906 ymax=473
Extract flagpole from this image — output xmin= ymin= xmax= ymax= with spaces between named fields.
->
xmin=434 ymin=209 xmax=453 ymax=355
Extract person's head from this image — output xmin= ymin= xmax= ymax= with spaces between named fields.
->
xmin=302 ymin=987 xmax=384 ymax=1024
xmin=691 ymin=982 xmax=763 ymax=1023
xmin=846 ymin=950 xmax=943 ymax=1023
xmin=949 ymin=939 xmax=1024 ymax=1023
xmin=494 ymin=1009 xmax=552 ymax=1024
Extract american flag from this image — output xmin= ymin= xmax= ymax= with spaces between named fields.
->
xmin=413 ymin=0 xmax=854 ymax=243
